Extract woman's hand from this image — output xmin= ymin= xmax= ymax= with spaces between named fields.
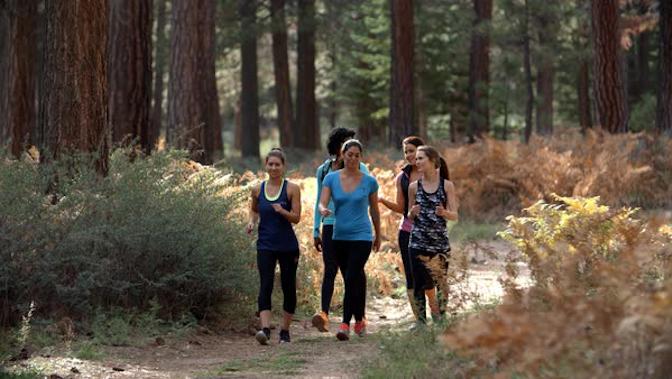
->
xmin=319 ymin=204 xmax=332 ymax=217
xmin=373 ymin=235 xmax=381 ymax=252
xmin=409 ymin=204 xmax=420 ymax=219
xmin=313 ymin=236 xmax=323 ymax=252
xmin=245 ymin=221 xmax=255 ymax=235
xmin=435 ymin=205 xmax=449 ymax=218
xmin=271 ymin=203 xmax=283 ymax=213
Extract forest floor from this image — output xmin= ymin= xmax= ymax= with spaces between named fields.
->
xmin=5 ymin=240 xmax=529 ymax=379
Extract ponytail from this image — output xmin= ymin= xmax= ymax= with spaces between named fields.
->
xmin=439 ymin=157 xmax=449 ymax=180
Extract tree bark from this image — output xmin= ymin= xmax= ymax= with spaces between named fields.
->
xmin=389 ymin=0 xmax=416 ymax=145
xmin=0 ymin=4 xmax=9 ymax=145
xmin=578 ymin=60 xmax=593 ymax=132
xmin=467 ymin=0 xmax=492 ymax=142
xmin=591 ymin=0 xmax=628 ymax=133
xmin=8 ymin=0 xmax=37 ymax=158
xmin=200 ymin=0 xmax=222 ymax=162
xmin=535 ymin=3 xmax=556 ymax=136
xmin=239 ymin=0 xmax=259 ymax=158
xmin=657 ymin=0 xmax=672 ymax=133
xmin=296 ymin=0 xmax=318 ymax=150
xmin=168 ymin=0 xmax=220 ymax=163
xmin=150 ymin=0 xmax=168 ymax=152
xmin=108 ymin=0 xmax=152 ymax=154
xmin=271 ymin=0 xmax=293 ymax=148
xmin=522 ymin=0 xmax=534 ymax=143
xmin=40 ymin=0 xmax=109 ymax=175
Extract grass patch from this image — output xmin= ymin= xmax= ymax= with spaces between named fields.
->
xmin=362 ymin=326 xmax=474 ymax=379
xmin=0 ymin=370 xmax=43 ymax=379
xmin=73 ymin=341 xmax=104 ymax=361
xmin=450 ymin=221 xmax=502 ymax=243
xmin=212 ymin=351 xmax=307 ymax=376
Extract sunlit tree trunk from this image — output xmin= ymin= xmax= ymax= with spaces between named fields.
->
xmin=591 ymin=0 xmax=628 ymax=133
xmin=108 ymin=0 xmax=152 ymax=153
xmin=40 ymin=0 xmax=109 ymax=174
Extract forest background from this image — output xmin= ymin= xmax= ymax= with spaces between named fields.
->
xmin=1 ymin=0 xmax=672 ymax=378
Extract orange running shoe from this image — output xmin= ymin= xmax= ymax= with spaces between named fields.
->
xmin=354 ymin=319 xmax=367 ymax=337
xmin=311 ymin=311 xmax=330 ymax=332
xmin=336 ymin=323 xmax=350 ymax=341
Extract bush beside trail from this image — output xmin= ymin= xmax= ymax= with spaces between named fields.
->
xmin=0 ymin=150 xmax=256 ymax=327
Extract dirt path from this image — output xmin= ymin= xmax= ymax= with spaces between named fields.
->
xmin=8 ymin=240 xmax=529 ymax=379
xmin=13 ymin=297 xmax=412 ymax=379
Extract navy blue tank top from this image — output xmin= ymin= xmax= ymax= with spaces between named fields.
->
xmin=257 ymin=180 xmax=299 ymax=252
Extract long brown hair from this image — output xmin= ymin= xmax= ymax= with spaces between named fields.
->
xmin=417 ymin=145 xmax=449 ymax=180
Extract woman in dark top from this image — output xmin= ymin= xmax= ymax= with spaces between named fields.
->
xmin=379 ymin=136 xmax=441 ymax=321
xmin=246 ymin=148 xmax=302 ymax=344
xmin=407 ymin=145 xmax=458 ymax=325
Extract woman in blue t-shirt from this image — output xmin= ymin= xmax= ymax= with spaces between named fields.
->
xmin=311 ymin=127 xmax=369 ymax=333
xmin=319 ymin=139 xmax=381 ymax=341
xmin=246 ymin=148 xmax=301 ymax=345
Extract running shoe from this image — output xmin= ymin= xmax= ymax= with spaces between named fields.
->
xmin=354 ymin=319 xmax=367 ymax=337
xmin=279 ymin=329 xmax=291 ymax=343
xmin=255 ymin=328 xmax=270 ymax=345
xmin=336 ymin=323 xmax=350 ymax=341
xmin=311 ymin=311 xmax=330 ymax=332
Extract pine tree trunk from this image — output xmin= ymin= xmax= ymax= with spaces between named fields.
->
xmin=296 ymin=0 xmax=318 ymax=150
xmin=150 ymin=0 xmax=168 ymax=152
xmin=168 ymin=0 xmax=200 ymax=151
xmin=632 ymin=31 xmax=650 ymax=101
xmin=535 ymin=4 xmax=555 ymax=136
xmin=239 ymin=0 xmax=259 ymax=158
xmin=522 ymin=0 xmax=534 ymax=143
xmin=168 ymin=0 xmax=219 ymax=163
xmin=389 ymin=0 xmax=416 ymax=145
xmin=578 ymin=60 xmax=593 ymax=132
xmin=656 ymin=0 xmax=672 ymax=133
xmin=108 ymin=0 xmax=152 ymax=153
xmin=40 ymin=0 xmax=109 ymax=174
xmin=467 ymin=0 xmax=492 ymax=142
xmin=271 ymin=0 xmax=293 ymax=148
xmin=591 ymin=0 xmax=628 ymax=133
xmin=8 ymin=0 xmax=37 ymax=158
xmin=0 ymin=5 xmax=9 ymax=145
xmin=200 ymin=0 xmax=222 ymax=162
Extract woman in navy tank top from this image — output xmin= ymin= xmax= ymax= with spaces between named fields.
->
xmin=246 ymin=148 xmax=301 ymax=345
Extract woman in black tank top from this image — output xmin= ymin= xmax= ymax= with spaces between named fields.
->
xmin=407 ymin=146 xmax=458 ymax=325
xmin=246 ymin=148 xmax=302 ymax=345
xmin=378 ymin=136 xmax=432 ymax=321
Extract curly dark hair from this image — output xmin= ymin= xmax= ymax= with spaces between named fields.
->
xmin=326 ymin=127 xmax=356 ymax=156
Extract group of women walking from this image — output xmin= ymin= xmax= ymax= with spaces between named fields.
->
xmin=246 ymin=128 xmax=458 ymax=345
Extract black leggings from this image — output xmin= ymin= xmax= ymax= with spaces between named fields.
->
xmin=410 ymin=247 xmax=449 ymax=321
xmin=320 ymin=225 xmax=340 ymax=314
xmin=257 ymin=249 xmax=299 ymax=314
xmin=398 ymin=230 xmax=414 ymax=289
xmin=333 ymin=240 xmax=371 ymax=324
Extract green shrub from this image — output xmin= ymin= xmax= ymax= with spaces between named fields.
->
xmin=0 ymin=149 xmax=256 ymax=325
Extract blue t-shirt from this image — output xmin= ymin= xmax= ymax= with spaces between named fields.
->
xmin=313 ymin=161 xmax=369 ymax=237
xmin=322 ymin=171 xmax=379 ymax=241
